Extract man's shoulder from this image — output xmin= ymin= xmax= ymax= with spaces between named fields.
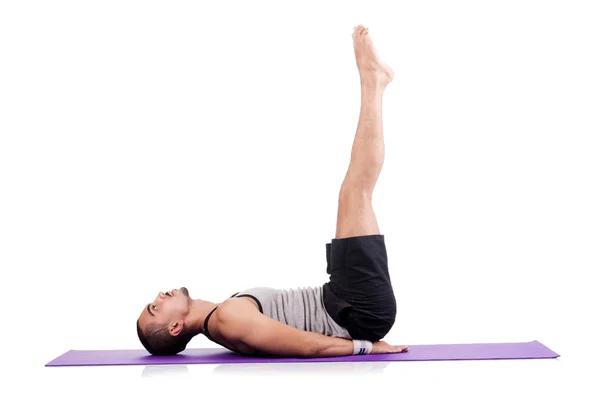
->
xmin=216 ymin=295 xmax=261 ymax=321
xmin=212 ymin=297 xmax=261 ymax=340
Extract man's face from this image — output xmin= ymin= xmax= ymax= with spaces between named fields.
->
xmin=138 ymin=287 xmax=191 ymax=333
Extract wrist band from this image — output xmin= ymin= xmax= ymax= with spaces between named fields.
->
xmin=352 ymin=340 xmax=373 ymax=355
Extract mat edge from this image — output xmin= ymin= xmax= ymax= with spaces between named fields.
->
xmin=45 ymin=349 xmax=75 ymax=367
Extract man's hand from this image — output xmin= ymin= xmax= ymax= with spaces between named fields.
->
xmin=372 ymin=340 xmax=409 ymax=354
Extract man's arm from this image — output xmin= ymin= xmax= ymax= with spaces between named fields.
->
xmin=216 ymin=300 xmax=355 ymax=358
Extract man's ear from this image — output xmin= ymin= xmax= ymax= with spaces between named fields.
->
xmin=168 ymin=319 xmax=184 ymax=337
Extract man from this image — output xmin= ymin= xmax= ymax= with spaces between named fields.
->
xmin=136 ymin=25 xmax=409 ymax=358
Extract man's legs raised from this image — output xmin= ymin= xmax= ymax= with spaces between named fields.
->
xmin=335 ymin=25 xmax=394 ymax=239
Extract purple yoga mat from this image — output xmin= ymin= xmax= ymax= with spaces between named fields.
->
xmin=45 ymin=340 xmax=559 ymax=367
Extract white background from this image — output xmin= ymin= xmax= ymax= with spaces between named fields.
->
xmin=1 ymin=0 xmax=598 ymax=396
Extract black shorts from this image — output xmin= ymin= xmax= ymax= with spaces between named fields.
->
xmin=322 ymin=234 xmax=397 ymax=342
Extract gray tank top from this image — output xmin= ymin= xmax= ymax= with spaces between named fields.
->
xmin=233 ymin=285 xmax=351 ymax=339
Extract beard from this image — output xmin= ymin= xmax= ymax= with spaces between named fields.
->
xmin=179 ymin=287 xmax=190 ymax=297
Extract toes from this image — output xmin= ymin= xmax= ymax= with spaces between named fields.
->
xmin=353 ymin=25 xmax=372 ymax=43
xmin=353 ymin=25 xmax=367 ymax=37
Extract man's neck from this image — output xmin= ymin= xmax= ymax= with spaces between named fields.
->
xmin=186 ymin=299 xmax=220 ymax=336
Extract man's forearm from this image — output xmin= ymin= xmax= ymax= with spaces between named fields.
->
xmin=312 ymin=335 xmax=357 ymax=357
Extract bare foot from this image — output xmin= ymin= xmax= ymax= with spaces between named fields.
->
xmin=352 ymin=25 xmax=394 ymax=87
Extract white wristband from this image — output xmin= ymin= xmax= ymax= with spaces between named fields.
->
xmin=352 ymin=340 xmax=373 ymax=355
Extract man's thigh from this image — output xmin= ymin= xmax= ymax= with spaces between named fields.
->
xmin=335 ymin=182 xmax=380 ymax=239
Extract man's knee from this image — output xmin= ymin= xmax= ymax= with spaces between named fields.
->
xmin=339 ymin=177 xmax=374 ymax=201
xmin=342 ymin=161 xmax=381 ymax=193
